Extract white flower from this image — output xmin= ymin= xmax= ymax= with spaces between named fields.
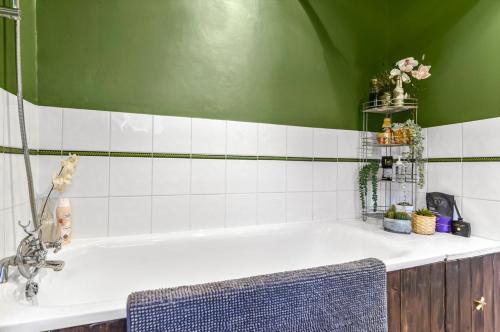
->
xmin=52 ymin=175 xmax=66 ymax=192
xmin=411 ymin=64 xmax=431 ymax=80
xmin=396 ymin=57 xmax=418 ymax=72
xmin=390 ymin=68 xmax=401 ymax=77
xmin=68 ymin=153 xmax=79 ymax=164
xmin=401 ymin=72 xmax=411 ymax=83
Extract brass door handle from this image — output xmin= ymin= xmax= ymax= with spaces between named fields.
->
xmin=474 ymin=297 xmax=487 ymax=311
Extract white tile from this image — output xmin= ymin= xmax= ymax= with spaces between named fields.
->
xmin=65 ymin=157 xmax=110 ymax=198
xmin=286 ymin=162 xmax=313 ymax=192
xmin=226 ymin=193 xmax=257 ymax=227
xmin=63 ymin=108 xmax=110 ymax=151
xmin=109 ymin=158 xmax=152 ymax=196
xmin=4 ymin=102 xmax=21 ymax=148
xmin=0 ymin=90 xmax=5 ymax=147
xmin=257 ymin=160 xmax=286 ymax=192
xmin=152 ymin=158 xmax=191 ymax=195
xmin=463 ymin=162 xmax=500 ymax=201
xmin=152 ymin=195 xmax=190 ymax=233
xmin=25 ymin=101 xmax=39 ymax=149
xmin=462 ymin=198 xmax=500 ymax=241
xmin=191 ymin=118 xmax=226 ymax=154
xmin=427 ymin=162 xmax=462 ymax=197
xmin=38 ymin=106 xmax=63 ymax=150
xmin=0 ymin=206 xmax=4 ymax=258
xmin=462 ymin=117 xmax=500 ymax=157
xmin=337 ymin=190 xmax=360 ymax=220
xmin=153 ymin=115 xmax=191 ymax=153
xmin=286 ymin=192 xmax=312 ymax=223
xmin=71 ymin=197 xmax=108 ymax=238
xmin=226 ymin=160 xmax=257 ymax=194
xmin=313 ymin=128 xmax=338 ymax=158
xmin=110 ymin=112 xmax=153 ymax=152
xmin=191 ymin=159 xmax=226 ymax=194
xmin=337 ymin=130 xmax=360 ymax=158
xmin=257 ymin=193 xmax=286 ymax=225
xmin=3 ymin=154 xmax=28 ymax=207
xmin=36 ymin=155 xmax=62 ymax=196
xmin=0 ymin=155 xmax=3 ymax=210
xmin=313 ymin=191 xmax=337 ymax=221
xmin=286 ymin=126 xmax=313 ymax=157
xmin=3 ymin=208 xmax=16 ymax=255
xmin=313 ymin=162 xmax=337 ymax=191
xmin=190 ymin=194 xmax=225 ymax=230
xmin=427 ymin=123 xmax=462 ymax=158
xmin=227 ymin=121 xmax=258 ymax=155
xmin=337 ymin=162 xmax=358 ymax=191
xmin=258 ymin=123 xmax=286 ymax=156
xmin=109 ymin=196 xmax=151 ymax=236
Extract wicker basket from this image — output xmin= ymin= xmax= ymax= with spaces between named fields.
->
xmin=412 ymin=213 xmax=436 ymax=235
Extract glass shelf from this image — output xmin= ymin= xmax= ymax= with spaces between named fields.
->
xmin=362 ymin=98 xmax=418 ymax=114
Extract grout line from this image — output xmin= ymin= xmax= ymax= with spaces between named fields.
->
xmin=106 ymin=111 xmax=112 ymax=237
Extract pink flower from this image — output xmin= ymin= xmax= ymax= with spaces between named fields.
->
xmin=396 ymin=57 xmax=418 ymax=72
xmin=411 ymin=64 xmax=431 ymax=80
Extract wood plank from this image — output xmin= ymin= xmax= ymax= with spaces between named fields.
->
xmin=458 ymin=258 xmax=472 ymax=332
xmin=471 ymin=255 xmax=485 ymax=332
xmin=493 ymin=253 xmax=500 ymax=332
xmin=430 ymin=262 xmax=445 ymax=332
xmin=387 ymin=270 xmax=401 ymax=332
xmin=483 ymin=255 xmax=494 ymax=332
xmin=55 ymin=319 xmax=126 ymax=332
xmin=401 ymin=265 xmax=431 ymax=332
xmin=446 ymin=260 xmax=460 ymax=332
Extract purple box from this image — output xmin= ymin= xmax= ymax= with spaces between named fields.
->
xmin=436 ymin=215 xmax=452 ymax=233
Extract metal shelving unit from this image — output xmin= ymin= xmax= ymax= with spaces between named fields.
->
xmin=361 ymin=98 xmax=419 ymax=221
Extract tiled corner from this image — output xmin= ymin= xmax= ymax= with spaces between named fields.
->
xmin=227 ymin=121 xmax=258 ymax=156
xmin=337 ymin=162 xmax=358 ymax=191
xmin=152 ymin=195 xmax=190 ymax=233
xmin=462 ymin=117 xmax=500 ymax=157
xmin=153 ymin=115 xmax=191 ymax=154
xmin=190 ymin=194 xmax=226 ymax=230
xmin=63 ymin=108 xmax=110 ymax=151
xmin=258 ymin=123 xmax=286 ymax=156
xmin=286 ymin=126 xmax=313 ymax=157
xmin=427 ymin=123 xmax=462 ymax=158
xmin=226 ymin=193 xmax=257 ymax=227
xmin=191 ymin=118 xmax=226 ymax=155
xmin=109 ymin=196 xmax=152 ymax=236
xmin=110 ymin=112 xmax=153 ymax=152
xmin=337 ymin=190 xmax=360 ymax=220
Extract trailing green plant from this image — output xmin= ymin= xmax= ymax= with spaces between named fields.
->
xmin=396 ymin=201 xmax=412 ymax=206
xmin=415 ymin=208 xmax=434 ymax=217
xmin=384 ymin=205 xmax=411 ymax=220
xmin=358 ymin=161 xmax=380 ymax=212
xmin=403 ymin=119 xmax=425 ymax=189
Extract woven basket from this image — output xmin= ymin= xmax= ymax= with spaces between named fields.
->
xmin=412 ymin=213 xmax=436 ymax=235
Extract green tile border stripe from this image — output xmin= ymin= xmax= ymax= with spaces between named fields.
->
xmin=2 ymin=145 xmax=500 ymax=163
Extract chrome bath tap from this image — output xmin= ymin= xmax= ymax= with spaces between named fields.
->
xmin=0 ymin=221 xmax=64 ymax=300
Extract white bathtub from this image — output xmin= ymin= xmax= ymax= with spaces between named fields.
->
xmin=1 ymin=219 xmax=500 ymax=332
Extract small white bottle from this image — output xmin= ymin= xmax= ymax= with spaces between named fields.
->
xmin=56 ymin=198 xmax=72 ymax=245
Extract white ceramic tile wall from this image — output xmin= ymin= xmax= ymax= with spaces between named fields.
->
xmin=427 ymin=117 xmax=500 ymax=241
xmin=16 ymin=90 xmax=500 ymax=244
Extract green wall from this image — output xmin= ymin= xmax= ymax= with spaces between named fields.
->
xmin=388 ymin=0 xmax=500 ymax=127
xmin=4 ymin=0 xmax=500 ymax=129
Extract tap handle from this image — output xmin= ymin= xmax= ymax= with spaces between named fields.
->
xmin=45 ymin=237 xmax=63 ymax=254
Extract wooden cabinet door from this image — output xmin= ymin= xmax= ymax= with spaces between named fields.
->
xmin=446 ymin=253 xmax=500 ymax=332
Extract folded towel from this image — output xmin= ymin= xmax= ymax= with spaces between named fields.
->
xmin=127 ymin=258 xmax=387 ymax=332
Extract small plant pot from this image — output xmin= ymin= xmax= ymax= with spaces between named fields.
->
xmin=395 ymin=204 xmax=414 ymax=214
xmin=412 ymin=213 xmax=436 ymax=235
xmin=384 ymin=218 xmax=412 ymax=234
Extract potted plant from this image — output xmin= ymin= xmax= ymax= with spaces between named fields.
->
xmin=395 ymin=201 xmax=414 ymax=214
xmin=383 ymin=205 xmax=412 ymax=234
xmin=412 ymin=208 xmax=436 ymax=235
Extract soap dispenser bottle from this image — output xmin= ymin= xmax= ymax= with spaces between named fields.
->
xmin=56 ymin=198 xmax=72 ymax=245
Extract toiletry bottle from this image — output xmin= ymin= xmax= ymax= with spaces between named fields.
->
xmin=369 ymin=78 xmax=380 ymax=107
xmin=56 ymin=198 xmax=72 ymax=245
